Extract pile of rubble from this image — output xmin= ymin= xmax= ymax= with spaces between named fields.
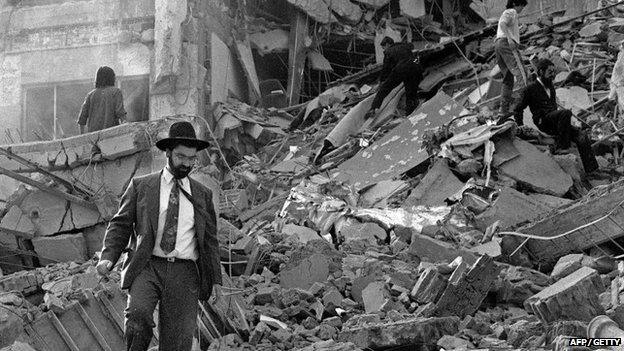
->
xmin=8 ymin=1 xmax=624 ymax=351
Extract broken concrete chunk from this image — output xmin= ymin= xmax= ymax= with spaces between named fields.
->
xmin=475 ymin=187 xmax=551 ymax=231
xmin=437 ymin=335 xmax=475 ymax=350
xmin=410 ymin=267 xmax=447 ymax=304
xmin=409 ymin=233 xmax=477 ymax=265
xmin=337 ymin=316 xmax=460 ymax=349
xmin=434 ymin=255 xmax=499 ymax=319
xmin=551 ymin=254 xmax=585 ymax=280
xmin=331 ymin=91 xmax=463 ymax=189
xmin=498 ymin=139 xmax=572 ymax=196
xmin=403 ymin=158 xmax=464 ymax=207
xmin=31 ymin=234 xmax=88 ymax=265
xmin=524 ymin=267 xmax=605 ymax=323
xmin=279 ymin=253 xmax=331 ymax=290
xmin=361 ymin=281 xmax=389 ymax=314
xmin=281 ymin=224 xmax=320 ymax=244
xmin=503 ymin=179 xmax=624 ymax=267
xmin=340 ymin=221 xmax=386 ymax=243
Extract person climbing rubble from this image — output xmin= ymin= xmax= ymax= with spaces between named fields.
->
xmin=510 ymin=59 xmax=599 ymax=173
xmin=368 ymin=37 xmax=424 ymax=118
xmin=313 ymin=37 xmax=423 ymax=165
xmin=495 ymin=0 xmax=528 ymax=119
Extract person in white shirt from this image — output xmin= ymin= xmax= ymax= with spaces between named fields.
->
xmin=495 ymin=0 xmax=528 ymax=118
xmin=96 ymin=121 xmax=221 ymax=351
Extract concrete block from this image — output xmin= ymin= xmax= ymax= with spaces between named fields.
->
xmin=433 ymin=255 xmax=499 ymax=318
xmin=339 ymin=222 xmax=386 ymax=243
xmin=282 ymin=224 xmax=320 ymax=244
xmin=362 ymin=281 xmax=388 ymax=313
xmin=32 ymin=234 xmax=88 ymax=265
xmin=498 ymin=139 xmax=573 ymax=196
xmin=475 ymin=187 xmax=551 ymax=231
xmin=403 ymin=158 xmax=464 ymax=207
xmin=337 ymin=316 xmax=460 ymax=349
xmin=409 ymin=233 xmax=477 ymax=265
xmin=19 ymin=190 xmax=101 ymax=236
xmin=279 ymin=253 xmax=330 ymax=290
xmin=0 ymin=206 xmax=34 ymax=248
xmin=0 ymin=308 xmax=22 ymax=349
xmin=410 ymin=267 xmax=447 ymax=304
xmin=502 ymin=179 xmax=624 ymax=267
xmin=551 ymin=254 xmax=584 ymax=280
xmin=524 ymin=267 xmax=605 ymax=323
xmin=437 ymin=335 xmax=474 ymax=350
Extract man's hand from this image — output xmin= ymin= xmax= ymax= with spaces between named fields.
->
xmin=96 ymin=260 xmax=113 ymax=276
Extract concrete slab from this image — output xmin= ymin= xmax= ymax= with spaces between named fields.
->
xmin=498 ymin=139 xmax=572 ymax=196
xmin=282 ymin=224 xmax=321 ymax=244
xmin=551 ymin=254 xmax=584 ymax=280
xmin=475 ymin=187 xmax=551 ymax=231
xmin=359 ymin=180 xmax=408 ymax=208
xmin=331 ymin=91 xmax=465 ymax=189
xmin=32 ymin=233 xmax=88 ymax=265
xmin=339 ymin=222 xmax=387 ymax=243
xmin=403 ymin=158 xmax=464 ymax=207
xmin=524 ymin=267 xmax=604 ymax=322
xmin=362 ymin=281 xmax=389 ymax=313
xmin=337 ymin=316 xmax=459 ymax=349
xmin=409 ymin=233 xmax=477 ymax=265
xmin=527 ymin=193 xmax=573 ymax=210
xmin=279 ymin=253 xmax=331 ymax=290
xmin=410 ymin=267 xmax=447 ymax=304
xmin=502 ymin=179 xmax=624 ymax=267
xmin=433 ymin=255 xmax=499 ymax=318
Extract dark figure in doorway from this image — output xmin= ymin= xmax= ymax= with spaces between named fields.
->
xmin=96 ymin=121 xmax=222 ymax=351
xmin=369 ymin=37 xmax=424 ymax=116
xmin=77 ymin=66 xmax=127 ymax=134
xmin=512 ymin=59 xmax=599 ymax=173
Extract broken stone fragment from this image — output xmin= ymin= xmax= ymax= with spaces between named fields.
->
xmin=436 ymin=335 xmax=475 ymax=350
xmin=524 ymin=267 xmax=605 ymax=323
xmin=32 ymin=234 xmax=88 ymax=265
xmin=361 ymin=281 xmax=388 ymax=314
xmin=337 ymin=316 xmax=460 ymax=349
xmin=551 ymin=254 xmax=584 ymax=280
xmin=410 ymin=267 xmax=447 ymax=304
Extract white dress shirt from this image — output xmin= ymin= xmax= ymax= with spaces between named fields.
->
xmin=496 ymin=9 xmax=520 ymax=45
xmin=537 ymin=78 xmax=551 ymax=98
xmin=152 ymin=168 xmax=198 ymax=260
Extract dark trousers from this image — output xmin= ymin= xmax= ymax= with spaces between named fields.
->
xmin=371 ymin=59 xmax=423 ymax=114
xmin=536 ymin=109 xmax=598 ymax=173
xmin=124 ymin=257 xmax=199 ymax=351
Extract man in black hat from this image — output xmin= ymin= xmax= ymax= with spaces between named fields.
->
xmin=96 ymin=121 xmax=222 ymax=351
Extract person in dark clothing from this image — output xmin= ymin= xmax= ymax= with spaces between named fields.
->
xmin=97 ymin=121 xmax=222 ymax=351
xmin=512 ymin=59 xmax=598 ymax=173
xmin=77 ymin=66 xmax=127 ymax=134
xmin=369 ymin=37 xmax=424 ymax=116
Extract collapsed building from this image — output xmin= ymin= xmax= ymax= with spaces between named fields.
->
xmin=4 ymin=0 xmax=624 ymax=350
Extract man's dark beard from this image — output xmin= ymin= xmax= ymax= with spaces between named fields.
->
xmin=168 ymin=156 xmax=191 ymax=179
xmin=540 ymin=75 xmax=554 ymax=88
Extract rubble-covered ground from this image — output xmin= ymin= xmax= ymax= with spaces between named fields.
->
xmin=7 ymin=1 xmax=624 ymax=351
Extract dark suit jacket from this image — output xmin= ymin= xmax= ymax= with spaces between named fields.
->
xmin=513 ymin=80 xmax=557 ymax=126
xmin=101 ymin=171 xmax=222 ymax=300
xmin=380 ymin=43 xmax=414 ymax=82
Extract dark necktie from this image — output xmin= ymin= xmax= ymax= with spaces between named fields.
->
xmin=160 ymin=180 xmax=180 ymax=254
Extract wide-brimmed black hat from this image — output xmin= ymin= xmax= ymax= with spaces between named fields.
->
xmin=156 ymin=121 xmax=210 ymax=151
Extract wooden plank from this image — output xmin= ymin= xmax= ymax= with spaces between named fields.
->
xmin=96 ymin=293 xmax=125 ymax=331
xmin=81 ymin=291 xmax=125 ymax=350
